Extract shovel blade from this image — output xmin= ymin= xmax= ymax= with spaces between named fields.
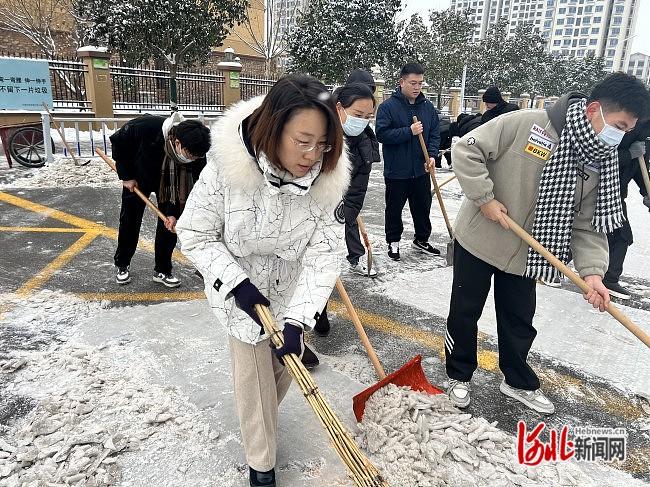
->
xmin=352 ymin=355 xmax=443 ymax=422
xmin=446 ymin=240 xmax=454 ymax=266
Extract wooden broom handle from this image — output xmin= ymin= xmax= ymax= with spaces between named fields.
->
xmin=413 ymin=116 xmax=453 ymax=238
xmin=439 ymin=174 xmax=457 ymax=188
xmin=96 ymin=148 xmax=169 ymax=224
xmin=503 ymin=214 xmax=650 ymax=348
xmin=335 ymin=279 xmax=386 ymax=379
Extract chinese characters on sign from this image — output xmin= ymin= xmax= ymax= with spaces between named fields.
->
xmin=0 ymin=57 xmax=54 ymax=110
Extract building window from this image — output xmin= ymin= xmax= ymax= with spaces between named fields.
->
xmin=564 ymin=28 xmax=572 ymax=35
xmin=567 ymin=17 xmax=574 ymax=24
xmin=637 ymin=68 xmax=644 ymax=76
xmin=585 ymin=5 xmax=592 ymax=13
xmin=611 ymin=27 xmax=620 ymax=35
xmin=572 ymin=39 xmax=578 ymax=47
xmin=615 ymin=5 xmax=624 ymax=13
xmin=593 ymin=17 xmax=601 ymax=23
xmin=577 ymin=49 xmax=585 ymax=56
xmin=589 ymin=39 xmax=597 ymax=45
xmin=559 ymin=7 xmax=566 ymax=12
xmin=595 ymin=5 xmax=603 ymax=12
xmin=546 ymin=10 xmax=553 ymax=17
xmin=555 ymin=28 xmax=563 ymax=34
xmin=605 ymin=60 xmax=613 ymax=68
xmin=613 ymin=16 xmax=622 ymax=25
xmin=609 ymin=39 xmax=618 ymax=46
xmin=580 ymin=27 xmax=589 ymax=34
xmin=591 ymin=27 xmax=599 ymax=34
xmin=583 ymin=17 xmax=590 ymax=24
xmin=579 ymin=38 xmax=587 ymax=46
xmin=563 ymin=39 xmax=571 ymax=46
xmin=607 ymin=49 xmax=616 ymax=57
xmin=568 ymin=6 xmax=576 ymax=13
xmin=544 ymin=20 xmax=552 ymax=27
xmin=639 ymin=60 xmax=646 ymax=67
xmin=554 ymin=39 xmax=561 ymax=46
xmin=557 ymin=19 xmax=564 ymax=25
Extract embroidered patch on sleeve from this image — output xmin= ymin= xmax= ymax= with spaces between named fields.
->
xmin=467 ymin=137 xmax=476 ymax=146
xmin=213 ymin=279 xmax=223 ymax=292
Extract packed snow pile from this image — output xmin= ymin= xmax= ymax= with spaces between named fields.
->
xmin=0 ymin=293 xmax=224 ymax=487
xmin=356 ymin=384 xmax=633 ymax=487
xmin=0 ymin=157 xmax=118 ymax=189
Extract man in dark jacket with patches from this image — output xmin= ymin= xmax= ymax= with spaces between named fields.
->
xmin=376 ymin=63 xmax=441 ymax=261
xmin=110 ymin=113 xmax=210 ymax=288
xmin=482 ymin=86 xmax=519 ymax=123
xmin=603 ymin=120 xmax=650 ymax=299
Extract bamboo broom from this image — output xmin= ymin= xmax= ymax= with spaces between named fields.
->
xmin=254 ymin=305 xmax=388 ymax=487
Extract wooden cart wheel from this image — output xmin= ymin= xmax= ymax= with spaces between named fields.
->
xmin=9 ymin=127 xmax=55 ymax=168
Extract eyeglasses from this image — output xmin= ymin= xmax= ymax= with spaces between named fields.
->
xmin=289 ymin=136 xmax=332 ymax=153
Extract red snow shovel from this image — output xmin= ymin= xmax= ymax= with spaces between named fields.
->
xmin=504 ymin=214 xmax=650 ymax=348
xmin=334 ymin=279 xmax=443 ymax=422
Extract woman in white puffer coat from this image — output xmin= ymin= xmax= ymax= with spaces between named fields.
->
xmin=175 ymin=74 xmax=349 ymax=487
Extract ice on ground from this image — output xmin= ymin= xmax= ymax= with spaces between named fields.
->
xmin=358 ymin=384 xmax=648 ymax=487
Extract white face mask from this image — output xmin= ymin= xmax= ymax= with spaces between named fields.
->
xmin=341 ymin=109 xmax=370 ymax=137
xmin=174 ymin=142 xmax=194 ymax=164
xmin=597 ymin=106 xmax=625 ymax=147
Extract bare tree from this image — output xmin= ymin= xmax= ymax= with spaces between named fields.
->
xmin=0 ymin=0 xmax=74 ymax=57
xmin=233 ymin=0 xmax=302 ymax=77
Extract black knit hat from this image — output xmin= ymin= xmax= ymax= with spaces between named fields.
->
xmin=346 ymin=69 xmax=376 ymax=93
xmin=483 ymin=86 xmax=503 ymax=104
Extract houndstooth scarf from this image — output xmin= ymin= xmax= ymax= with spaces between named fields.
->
xmin=525 ymin=99 xmax=624 ymax=281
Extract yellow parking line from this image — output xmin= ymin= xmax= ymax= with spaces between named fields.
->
xmin=0 ymin=191 xmax=188 ymax=264
xmin=15 ymin=232 xmax=100 ymax=297
xmin=328 ymin=299 xmax=644 ymax=422
xmin=77 ymin=291 xmax=205 ymax=302
xmin=0 ymin=226 xmax=88 ymax=233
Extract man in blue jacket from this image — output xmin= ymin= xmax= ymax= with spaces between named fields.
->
xmin=376 ymin=63 xmax=441 ymax=260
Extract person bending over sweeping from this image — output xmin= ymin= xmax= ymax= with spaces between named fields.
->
xmin=110 ymin=113 xmax=210 ymax=287
xmin=446 ymin=73 xmax=650 ymax=415
xmin=176 ymin=75 xmax=349 ymax=487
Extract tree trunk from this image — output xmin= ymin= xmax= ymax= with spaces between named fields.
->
xmin=169 ymin=62 xmax=178 ymax=112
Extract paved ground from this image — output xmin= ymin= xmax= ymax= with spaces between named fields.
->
xmin=0 ymin=155 xmax=648 ymax=483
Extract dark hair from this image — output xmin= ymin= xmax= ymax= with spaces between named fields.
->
xmin=588 ymin=72 xmax=650 ymax=120
xmin=333 ymin=83 xmax=376 ymax=109
xmin=170 ymin=120 xmax=211 ymax=157
xmin=346 ymin=69 xmax=376 ymax=93
xmin=400 ymin=63 xmax=424 ymax=78
xmin=248 ymin=74 xmax=343 ymax=173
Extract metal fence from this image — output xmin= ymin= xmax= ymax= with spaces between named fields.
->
xmin=0 ymin=51 xmax=90 ymax=111
xmin=110 ymin=62 xmax=225 ymax=113
xmin=240 ymin=74 xmax=276 ymax=100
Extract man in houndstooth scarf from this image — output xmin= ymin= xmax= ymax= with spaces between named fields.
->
xmin=445 ymin=73 xmax=650 ymax=415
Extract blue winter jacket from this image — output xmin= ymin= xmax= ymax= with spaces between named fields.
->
xmin=376 ymin=88 xmax=440 ymax=179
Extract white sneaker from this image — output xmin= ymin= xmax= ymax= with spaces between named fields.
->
xmin=116 ymin=267 xmax=131 ymax=285
xmin=350 ymin=260 xmax=378 ymax=277
xmin=499 ymin=380 xmax=555 ymax=415
xmin=153 ymin=272 xmax=181 ymax=288
xmin=447 ymin=379 xmax=471 ymax=408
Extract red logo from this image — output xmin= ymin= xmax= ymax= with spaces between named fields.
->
xmin=517 ymin=421 xmax=575 ymax=466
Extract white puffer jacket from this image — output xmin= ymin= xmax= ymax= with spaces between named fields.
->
xmin=176 ymin=97 xmax=351 ymax=344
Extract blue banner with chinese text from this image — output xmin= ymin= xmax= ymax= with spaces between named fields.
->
xmin=0 ymin=57 xmax=54 ymax=110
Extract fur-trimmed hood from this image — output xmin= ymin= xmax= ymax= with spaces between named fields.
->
xmin=208 ymin=96 xmax=351 ymax=209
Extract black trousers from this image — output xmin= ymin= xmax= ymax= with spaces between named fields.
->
xmin=344 ymin=204 xmax=365 ymax=266
xmin=384 ymin=174 xmax=432 ymax=243
xmin=445 ymin=242 xmax=540 ymax=391
xmin=114 ymin=187 xmax=179 ymax=275
xmin=605 ymin=200 xmax=632 ymax=284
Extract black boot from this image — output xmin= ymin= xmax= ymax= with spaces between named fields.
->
xmin=250 ymin=467 xmax=275 ymax=487
xmin=314 ymin=308 xmax=331 ymax=337
xmin=301 ymin=344 xmax=320 ymax=370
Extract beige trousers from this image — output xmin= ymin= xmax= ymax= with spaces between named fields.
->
xmin=228 ymin=336 xmax=293 ymax=472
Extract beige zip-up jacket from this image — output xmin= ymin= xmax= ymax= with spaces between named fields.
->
xmin=451 ymin=94 xmax=609 ymax=278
